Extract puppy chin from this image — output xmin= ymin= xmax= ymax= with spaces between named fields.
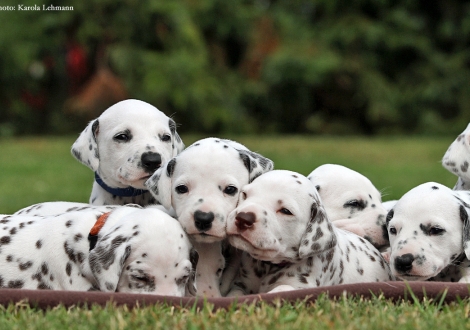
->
xmin=228 ymin=235 xmax=281 ymax=262
xmin=190 ymin=233 xmax=225 ymax=243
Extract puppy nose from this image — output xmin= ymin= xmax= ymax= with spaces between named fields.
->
xmin=394 ymin=253 xmax=414 ymax=272
xmin=141 ymin=152 xmax=162 ymax=173
xmin=235 ymin=212 xmax=256 ymax=231
xmin=194 ymin=210 xmax=214 ymax=231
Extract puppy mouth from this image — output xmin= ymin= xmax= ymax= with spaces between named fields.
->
xmin=395 ymin=273 xmax=432 ymax=281
xmin=228 ymin=234 xmax=278 ymax=255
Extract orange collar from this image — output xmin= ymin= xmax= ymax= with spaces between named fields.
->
xmin=88 ymin=212 xmax=110 ymax=250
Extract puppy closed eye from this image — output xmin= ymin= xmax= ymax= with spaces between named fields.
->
xmin=131 ymin=274 xmax=150 ymax=282
xmin=344 ymin=199 xmax=366 ymax=210
xmin=223 ymin=185 xmax=238 ymax=196
xmin=176 ymin=274 xmax=190 ymax=286
xmin=278 ymin=208 xmax=293 ymax=215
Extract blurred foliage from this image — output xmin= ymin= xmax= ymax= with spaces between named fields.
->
xmin=0 ymin=0 xmax=469 ymax=136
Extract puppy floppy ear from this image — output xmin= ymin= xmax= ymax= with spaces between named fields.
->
xmin=169 ymin=118 xmax=185 ymax=157
xmin=459 ymin=203 xmax=470 ymax=259
xmin=88 ymin=230 xmax=132 ymax=292
xmin=442 ymin=123 xmax=470 ymax=189
xmin=186 ymin=248 xmax=199 ymax=296
xmin=238 ymin=149 xmax=274 ymax=182
xmin=71 ymin=119 xmax=100 ymax=171
xmin=145 ymin=158 xmax=176 ymax=210
xmin=298 ymin=199 xmax=337 ymax=259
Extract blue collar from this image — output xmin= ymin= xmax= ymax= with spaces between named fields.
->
xmin=94 ymin=172 xmax=147 ymax=197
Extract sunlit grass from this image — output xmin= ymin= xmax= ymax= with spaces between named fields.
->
xmin=1 ymin=294 xmax=470 ymax=330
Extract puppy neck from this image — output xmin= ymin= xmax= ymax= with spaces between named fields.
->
xmin=94 ymin=172 xmax=147 ymax=197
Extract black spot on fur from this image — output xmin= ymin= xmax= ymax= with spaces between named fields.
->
xmin=0 ymin=236 xmax=11 ymax=245
xmin=8 ymin=280 xmax=24 ymax=288
xmin=19 ymin=261 xmax=33 ymax=270
xmin=66 ymin=262 xmax=72 ymax=276
xmin=431 ymin=186 xmax=439 ymax=190
xmin=36 ymin=240 xmax=42 ymax=249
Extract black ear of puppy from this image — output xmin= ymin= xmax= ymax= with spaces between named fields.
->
xmin=187 ymin=248 xmax=199 ymax=296
xmin=386 ymin=209 xmax=394 ymax=226
xmin=166 ymin=158 xmax=177 ymax=177
xmin=91 ymin=119 xmax=100 ymax=141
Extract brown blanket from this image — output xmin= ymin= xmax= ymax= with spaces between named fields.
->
xmin=1 ymin=281 xmax=469 ymax=310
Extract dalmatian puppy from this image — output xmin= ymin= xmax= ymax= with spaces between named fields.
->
xmin=225 ymin=170 xmax=394 ymax=295
xmin=442 ymin=123 xmax=470 ymax=190
xmin=145 ymin=137 xmax=274 ymax=297
xmin=13 ymin=201 xmax=172 ymax=219
xmin=0 ymin=206 xmax=198 ymax=296
xmin=14 ymin=201 xmax=120 ymax=217
xmin=307 ymin=164 xmax=389 ymax=249
xmin=384 ymin=182 xmax=470 ymax=282
xmin=71 ymin=99 xmax=185 ymax=206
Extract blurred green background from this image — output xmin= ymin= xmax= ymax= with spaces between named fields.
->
xmin=1 ymin=0 xmax=469 ymax=137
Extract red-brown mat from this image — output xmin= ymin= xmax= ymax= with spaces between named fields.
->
xmin=1 ymin=282 xmax=469 ymax=310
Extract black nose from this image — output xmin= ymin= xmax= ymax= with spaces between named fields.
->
xmin=235 ymin=212 xmax=256 ymax=231
xmin=141 ymin=152 xmax=162 ymax=173
xmin=194 ymin=210 xmax=214 ymax=231
xmin=394 ymin=253 xmax=414 ymax=273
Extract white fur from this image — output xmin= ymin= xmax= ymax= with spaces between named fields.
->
xmin=384 ymin=182 xmax=470 ymax=282
xmin=145 ymin=137 xmax=274 ymax=297
xmin=0 ymin=207 xmax=197 ymax=296
xmin=442 ymin=123 xmax=470 ymax=190
xmin=308 ymin=164 xmax=388 ymax=248
xmin=71 ymin=99 xmax=184 ymax=206
xmin=226 ymin=170 xmax=393 ymax=295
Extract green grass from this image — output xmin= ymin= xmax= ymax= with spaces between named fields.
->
xmin=1 ymin=294 xmax=470 ymax=330
xmin=0 ymin=134 xmax=464 ymax=329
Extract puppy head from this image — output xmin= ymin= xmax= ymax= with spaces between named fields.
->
xmin=308 ymin=164 xmax=388 ymax=248
xmin=386 ymin=182 xmax=470 ymax=281
xmin=71 ymin=99 xmax=184 ymax=189
xmin=145 ymin=138 xmax=274 ymax=243
xmin=88 ymin=208 xmax=197 ymax=296
xmin=226 ymin=170 xmax=336 ymax=264
xmin=442 ymin=123 xmax=470 ymax=188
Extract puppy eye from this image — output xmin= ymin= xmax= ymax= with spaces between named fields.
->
xmin=279 ymin=208 xmax=293 ymax=215
xmin=114 ymin=133 xmax=131 ymax=142
xmin=223 ymin=185 xmax=238 ymax=196
xmin=131 ymin=274 xmax=150 ymax=282
xmin=429 ymin=227 xmax=445 ymax=235
xmin=175 ymin=185 xmax=189 ymax=194
xmin=389 ymin=227 xmax=397 ymax=235
xmin=161 ymin=134 xmax=171 ymax=142
xmin=344 ymin=199 xmax=366 ymax=209
xmin=176 ymin=274 xmax=190 ymax=285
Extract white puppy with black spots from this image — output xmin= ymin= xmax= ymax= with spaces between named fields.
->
xmin=0 ymin=206 xmax=198 ymax=296
xmin=307 ymin=164 xmax=389 ymax=249
xmin=71 ymin=99 xmax=185 ymax=206
xmin=384 ymin=182 xmax=470 ymax=282
xmin=225 ymin=170 xmax=394 ymax=295
xmin=145 ymin=137 xmax=274 ymax=297
xmin=442 ymin=123 xmax=470 ymax=190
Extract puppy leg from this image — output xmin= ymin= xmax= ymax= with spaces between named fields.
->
xmin=268 ymin=285 xmax=296 ymax=293
xmin=191 ymin=241 xmax=224 ymax=298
